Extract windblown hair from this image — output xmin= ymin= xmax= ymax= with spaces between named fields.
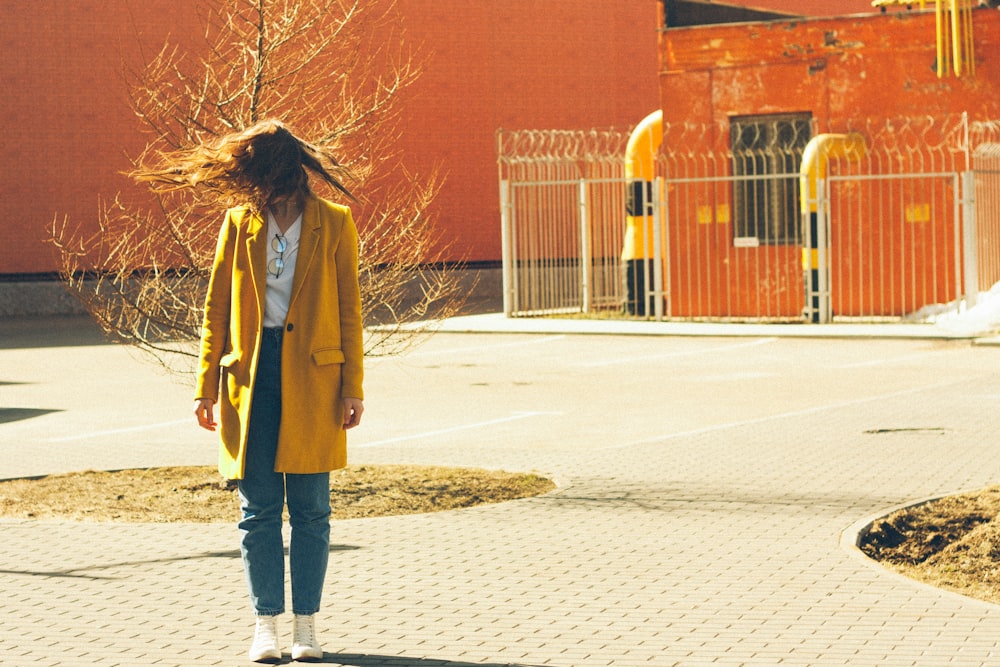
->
xmin=133 ymin=119 xmax=355 ymax=211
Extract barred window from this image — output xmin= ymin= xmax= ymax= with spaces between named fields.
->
xmin=730 ymin=114 xmax=811 ymax=245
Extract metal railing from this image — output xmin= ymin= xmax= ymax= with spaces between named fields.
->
xmin=974 ymin=140 xmax=1000 ymax=300
xmin=498 ymin=114 xmax=1000 ymax=323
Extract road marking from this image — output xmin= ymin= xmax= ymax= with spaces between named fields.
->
xmin=574 ymin=337 xmax=778 ymax=368
xmin=833 ymin=349 xmax=952 ymax=369
xmin=356 ymin=411 xmax=562 ymax=448
xmin=407 ymin=335 xmax=566 ymax=357
xmin=600 ymin=378 xmax=966 ymax=451
xmin=47 ymin=418 xmax=191 ymax=442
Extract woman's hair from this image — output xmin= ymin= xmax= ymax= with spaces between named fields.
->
xmin=133 ymin=119 xmax=355 ymax=210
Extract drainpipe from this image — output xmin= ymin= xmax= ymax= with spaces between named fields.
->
xmin=799 ymin=133 xmax=867 ymax=323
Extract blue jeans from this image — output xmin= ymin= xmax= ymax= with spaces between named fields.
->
xmin=238 ymin=328 xmax=331 ymax=616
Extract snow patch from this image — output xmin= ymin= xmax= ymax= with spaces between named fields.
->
xmin=912 ymin=282 xmax=1000 ymax=335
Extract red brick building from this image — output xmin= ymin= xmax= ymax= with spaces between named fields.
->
xmin=7 ymin=1 xmax=997 ymax=320
xmin=1 ymin=1 xmax=658 ymax=292
xmin=652 ymin=2 xmax=1000 ymax=320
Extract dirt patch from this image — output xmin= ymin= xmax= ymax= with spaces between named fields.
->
xmin=859 ymin=486 xmax=1000 ymax=605
xmin=0 ymin=465 xmax=556 ymax=523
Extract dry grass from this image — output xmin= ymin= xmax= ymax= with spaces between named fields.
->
xmin=860 ymin=486 xmax=1000 ymax=605
xmin=0 ymin=465 xmax=555 ymax=523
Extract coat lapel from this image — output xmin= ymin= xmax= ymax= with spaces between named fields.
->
xmin=244 ymin=210 xmax=268 ymax=322
xmin=288 ymin=196 xmax=320 ymax=310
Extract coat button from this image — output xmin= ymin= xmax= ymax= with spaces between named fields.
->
xmin=286 ymin=323 xmax=294 ymax=332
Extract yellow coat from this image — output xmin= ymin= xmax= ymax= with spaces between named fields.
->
xmin=195 ymin=195 xmax=364 ymax=479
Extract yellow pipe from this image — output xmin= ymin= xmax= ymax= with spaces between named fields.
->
xmin=799 ymin=133 xmax=867 ymax=321
xmin=622 ymin=110 xmax=663 ymax=261
xmin=936 ymin=0 xmax=946 ymax=77
xmin=884 ymin=0 xmax=973 ymax=78
xmin=799 ymin=133 xmax=867 ymax=215
xmin=965 ymin=0 xmax=976 ymax=77
xmin=951 ymin=0 xmax=963 ymax=76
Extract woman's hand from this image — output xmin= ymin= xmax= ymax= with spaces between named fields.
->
xmin=194 ymin=398 xmax=217 ymax=431
xmin=342 ymin=397 xmax=364 ymax=429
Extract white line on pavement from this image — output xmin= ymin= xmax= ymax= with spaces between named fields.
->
xmin=600 ymin=378 xmax=967 ymax=451
xmin=47 ymin=419 xmax=191 ymax=442
xmin=406 ymin=335 xmax=567 ymax=357
xmin=356 ymin=411 xmax=563 ymax=448
xmin=573 ymin=337 xmax=778 ymax=368
xmin=833 ymin=349 xmax=953 ymax=369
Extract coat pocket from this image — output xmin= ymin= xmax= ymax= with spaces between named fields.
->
xmin=312 ymin=348 xmax=346 ymax=366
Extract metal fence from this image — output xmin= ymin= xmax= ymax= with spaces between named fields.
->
xmin=817 ymin=115 xmax=1000 ymax=322
xmin=974 ymin=137 xmax=1000 ymax=300
xmin=498 ymin=129 xmax=632 ymax=316
xmin=498 ymin=113 xmax=1000 ymax=323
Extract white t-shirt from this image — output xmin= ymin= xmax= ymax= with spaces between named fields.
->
xmin=263 ymin=212 xmax=303 ymax=328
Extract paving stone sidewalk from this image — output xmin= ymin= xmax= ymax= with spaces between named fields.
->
xmin=2 ymin=316 xmax=1000 ymax=666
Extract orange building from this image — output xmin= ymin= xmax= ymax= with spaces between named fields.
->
xmin=653 ymin=3 xmax=1000 ymax=320
xmin=1 ymin=1 xmax=658 ymax=312
xmin=9 ymin=1 xmax=998 ymax=321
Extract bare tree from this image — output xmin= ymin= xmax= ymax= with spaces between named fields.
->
xmin=50 ymin=0 xmax=469 ymax=373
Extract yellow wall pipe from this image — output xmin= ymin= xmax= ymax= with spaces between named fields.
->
xmin=951 ymin=0 xmax=963 ymax=76
xmin=799 ymin=133 xmax=867 ymax=322
xmin=799 ymin=133 xmax=867 ymax=215
xmin=874 ymin=0 xmax=975 ymax=78
xmin=937 ymin=0 xmax=947 ymax=77
xmin=964 ymin=0 xmax=976 ymax=77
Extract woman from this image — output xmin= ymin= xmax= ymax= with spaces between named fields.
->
xmin=136 ymin=120 xmax=365 ymax=663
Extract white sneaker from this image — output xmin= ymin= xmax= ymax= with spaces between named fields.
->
xmin=291 ymin=614 xmax=323 ymax=662
xmin=249 ymin=615 xmax=281 ymax=663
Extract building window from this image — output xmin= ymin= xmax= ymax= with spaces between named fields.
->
xmin=730 ymin=113 xmax=811 ymax=245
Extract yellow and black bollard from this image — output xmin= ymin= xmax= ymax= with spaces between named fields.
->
xmin=622 ymin=110 xmax=663 ymax=316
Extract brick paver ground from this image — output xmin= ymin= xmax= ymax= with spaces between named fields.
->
xmin=2 ymin=315 xmax=1000 ymax=666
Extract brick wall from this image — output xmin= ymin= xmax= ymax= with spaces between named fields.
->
xmin=2 ymin=0 xmax=659 ymax=277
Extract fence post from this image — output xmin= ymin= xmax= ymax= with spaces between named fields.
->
xmin=817 ymin=177 xmax=832 ymax=323
xmin=961 ymin=169 xmax=979 ymax=308
xmin=500 ymin=179 xmax=515 ymax=316
xmin=578 ymin=179 xmax=591 ymax=314
xmin=651 ymin=176 xmax=664 ymax=319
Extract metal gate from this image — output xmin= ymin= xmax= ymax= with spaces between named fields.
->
xmin=814 ymin=115 xmax=1000 ymax=323
xmin=498 ymin=129 xmax=632 ymax=316
xmin=498 ymin=114 xmax=1000 ymax=323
